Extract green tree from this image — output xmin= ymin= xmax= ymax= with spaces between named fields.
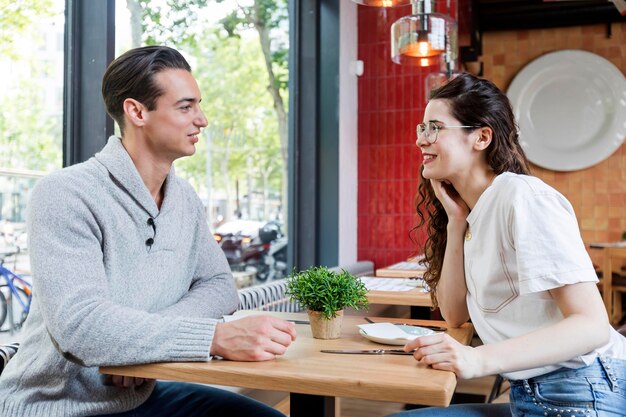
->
xmin=0 ymin=59 xmax=62 ymax=172
xmin=216 ymin=0 xmax=289 ymax=222
xmin=0 ymin=1 xmax=62 ymax=171
xmin=175 ymin=33 xmax=282 ymax=221
xmin=0 ymin=0 xmax=53 ymax=58
xmin=125 ymin=0 xmax=288 ymax=223
xmin=126 ymin=0 xmax=209 ymax=48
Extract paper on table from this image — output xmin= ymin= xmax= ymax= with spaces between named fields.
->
xmin=386 ymin=261 xmax=427 ymax=271
xmin=360 ymin=277 xmax=425 ymax=292
xmin=357 ymin=323 xmax=414 ymax=340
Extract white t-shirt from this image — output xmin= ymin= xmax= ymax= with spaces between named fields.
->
xmin=464 ymin=172 xmax=626 ymax=380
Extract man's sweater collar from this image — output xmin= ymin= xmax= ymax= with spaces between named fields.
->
xmin=95 ymin=136 xmax=175 ymax=218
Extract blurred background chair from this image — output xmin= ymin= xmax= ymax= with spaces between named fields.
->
xmin=596 ymin=249 xmax=626 ymax=326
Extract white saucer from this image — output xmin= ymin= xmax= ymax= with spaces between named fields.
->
xmin=359 ymin=325 xmax=435 ymax=346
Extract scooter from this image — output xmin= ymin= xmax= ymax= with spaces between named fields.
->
xmin=261 ymin=235 xmax=288 ymax=281
xmin=245 ymin=221 xmax=287 ymax=281
xmin=217 ymin=233 xmax=267 ymax=273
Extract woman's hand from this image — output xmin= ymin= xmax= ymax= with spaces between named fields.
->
xmin=404 ymin=333 xmax=485 ymax=380
xmin=430 ymin=179 xmax=469 ymax=222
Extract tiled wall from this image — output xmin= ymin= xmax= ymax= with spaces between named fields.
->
xmin=357 ymin=9 xmax=626 ymax=269
xmin=357 ymin=4 xmax=434 ymax=268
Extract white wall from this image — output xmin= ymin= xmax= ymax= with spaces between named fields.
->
xmin=338 ymin=1 xmax=359 ymax=265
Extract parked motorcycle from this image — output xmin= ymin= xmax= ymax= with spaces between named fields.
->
xmin=213 ymin=220 xmax=263 ymax=270
xmin=249 ymin=221 xmax=288 ymax=281
xmin=213 ymin=220 xmax=287 ymax=281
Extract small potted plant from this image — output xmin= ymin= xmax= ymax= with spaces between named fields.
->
xmin=286 ymin=266 xmax=369 ymax=339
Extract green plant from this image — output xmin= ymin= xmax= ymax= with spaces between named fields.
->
xmin=286 ymin=266 xmax=369 ymax=320
xmin=622 ymin=231 xmax=626 ymax=241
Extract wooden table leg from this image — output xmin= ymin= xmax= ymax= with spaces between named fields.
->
xmin=290 ymin=393 xmax=336 ymax=417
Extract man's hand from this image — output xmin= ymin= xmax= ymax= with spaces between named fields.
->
xmin=211 ymin=315 xmax=297 ymax=361
xmin=404 ymin=333 xmax=484 ymax=380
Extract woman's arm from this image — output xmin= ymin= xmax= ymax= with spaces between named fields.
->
xmin=406 ymin=281 xmax=610 ymax=379
xmin=430 ymin=180 xmax=470 ymax=326
xmin=474 ymin=281 xmax=609 ymax=376
xmin=436 ymin=222 xmax=470 ymax=326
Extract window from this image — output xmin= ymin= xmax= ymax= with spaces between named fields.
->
xmin=115 ymin=0 xmax=290 ymax=284
xmin=0 ymin=1 xmax=65 ymax=275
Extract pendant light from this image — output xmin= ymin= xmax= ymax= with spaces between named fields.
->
xmin=424 ymin=0 xmax=460 ymax=98
xmin=391 ymin=0 xmax=457 ymax=66
xmin=352 ymin=0 xmax=412 ymax=7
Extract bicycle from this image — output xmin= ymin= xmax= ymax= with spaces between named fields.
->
xmin=0 ymin=249 xmax=32 ymax=333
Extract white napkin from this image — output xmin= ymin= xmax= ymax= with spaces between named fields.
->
xmin=357 ymin=322 xmax=414 ymax=340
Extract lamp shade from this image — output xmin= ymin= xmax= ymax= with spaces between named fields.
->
xmin=425 ymin=71 xmax=461 ymax=101
xmin=352 ymin=0 xmax=412 ymax=6
xmin=391 ymin=0 xmax=457 ymax=66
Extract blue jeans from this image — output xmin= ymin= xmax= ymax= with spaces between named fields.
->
xmin=94 ymin=381 xmax=285 ymax=417
xmin=386 ymin=356 xmax=626 ymax=417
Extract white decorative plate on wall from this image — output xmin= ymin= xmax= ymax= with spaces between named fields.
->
xmin=507 ymin=50 xmax=626 ymax=171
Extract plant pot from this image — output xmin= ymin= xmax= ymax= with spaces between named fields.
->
xmin=307 ymin=309 xmax=343 ymax=339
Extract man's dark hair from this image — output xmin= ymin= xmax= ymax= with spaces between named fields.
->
xmin=101 ymin=45 xmax=191 ymax=132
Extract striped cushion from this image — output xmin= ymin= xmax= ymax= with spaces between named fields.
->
xmin=0 ymin=343 xmax=20 ymax=375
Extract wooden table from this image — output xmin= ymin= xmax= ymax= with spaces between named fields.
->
xmin=366 ymin=286 xmax=432 ymax=307
xmin=361 ymin=276 xmax=433 ymax=321
xmin=376 ymin=260 xmax=426 ymax=279
xmin=102 ymin=313 xmax=473 ymax=417
xmin=590 ymin=242 xmax=626 ymax=325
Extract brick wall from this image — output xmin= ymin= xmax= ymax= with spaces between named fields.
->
xmin=481 ymin=23 xmax=626 ymax=266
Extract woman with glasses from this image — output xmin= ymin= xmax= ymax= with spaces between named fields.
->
xmin=388 ymin=73 xmax=626 ymax=417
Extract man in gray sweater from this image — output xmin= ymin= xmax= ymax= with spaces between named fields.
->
xmin=0 ymin=45 xmax=296 ymax=417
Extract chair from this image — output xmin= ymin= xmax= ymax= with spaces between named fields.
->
xmin=0 ymin=342 xmax=19 ymax=376
xmin=237 ymin=279 xmax=302 ymax=312
xmin=236 ymin=261 xmax=375 ymax=313
xmin=329 ymin=261 xmax=374 ymax=277
xmin=597 ymin=250 xmax=626 ymax=326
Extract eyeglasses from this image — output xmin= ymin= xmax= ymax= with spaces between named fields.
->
xmin=416 ymin=122 xmax=479 ymax=144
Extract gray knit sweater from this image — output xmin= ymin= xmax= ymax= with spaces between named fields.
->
xmin=0 ymin=136 xmax=238 ymax=417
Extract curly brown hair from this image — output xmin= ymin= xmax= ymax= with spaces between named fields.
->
xmin=413 ymin=73 xmax=531 ymax=309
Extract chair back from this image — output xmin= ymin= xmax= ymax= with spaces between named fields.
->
xmin=236 ymin=261 xmax=375 ymax=312
xmin=0 ymin=342 xmax=20 ymax=376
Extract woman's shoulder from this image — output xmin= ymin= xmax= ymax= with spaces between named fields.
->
xmin=496 ymin=172 xmax=560 ymax=198
xmin=495 ymin=173 xmax=573 ymax=217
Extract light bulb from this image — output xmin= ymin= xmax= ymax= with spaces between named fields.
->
xmin=391 ymin=3 xmax=457 ymax=66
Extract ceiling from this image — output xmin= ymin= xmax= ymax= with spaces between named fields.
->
xmin=474 ymin=0 xmax=626 ymax=31
xmin=458 ymin=0 xmax=626 ymax=62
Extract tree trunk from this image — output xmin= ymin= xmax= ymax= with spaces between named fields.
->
xmin=126 ymin=0 xmax=143 ymax=47
xmin=252 ymin=0 xmax=288 ymax=227
xmin=221 ymin=129 xmax=232 ymax=221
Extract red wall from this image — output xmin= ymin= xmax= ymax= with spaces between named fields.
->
xmin=357 ymin=5 xmax=434 ymax=269
xmin=357 ymin=5 xmax=626 ymax=270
